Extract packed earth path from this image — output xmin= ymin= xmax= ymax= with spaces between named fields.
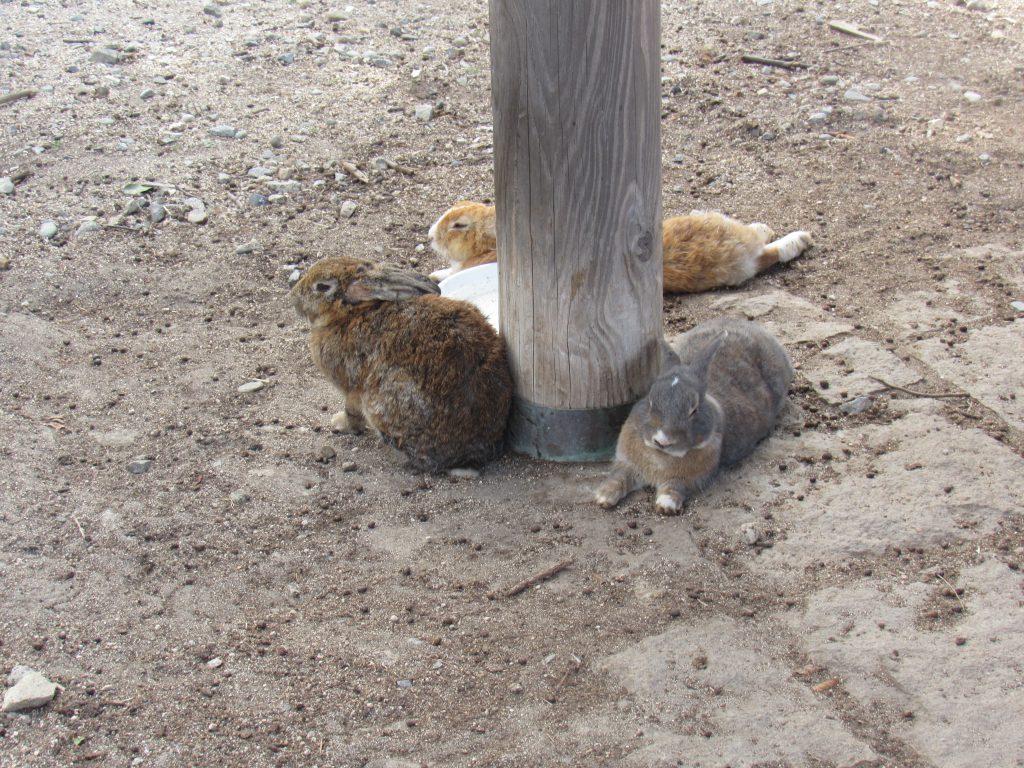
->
xmin=1 ymin=1 xmax=1023 ymax=766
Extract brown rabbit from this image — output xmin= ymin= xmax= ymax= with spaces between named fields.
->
xmin=427 ymin=202 xmax=812 ymax=291
xmin=290 ymin=257 xmax=512 ymax=473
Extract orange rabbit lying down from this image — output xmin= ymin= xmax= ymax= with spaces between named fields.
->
xmin=427 ymin=201 xmax=813 ymax=293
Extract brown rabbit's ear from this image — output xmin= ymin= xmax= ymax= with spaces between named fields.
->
xmin=343 ymin=264 xmax=441 ymax=304
xmin=692 ymin=330 xmax=728 ymax=384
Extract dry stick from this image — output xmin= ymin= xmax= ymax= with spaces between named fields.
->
xmin=935 ymin=573 xmax=968 ymax=613
xmin=828 ymin=20 xmax=884 ymax=43
xmin=384 ymin=158 xmax=416 ymax=175
xmin=341 ymin=161 xmax=370 ymax=184
xmin=868 ymin=375 xmax=971 ymax=400
xmin=71 ymin=515 xmax=86 ymax=540
xmin=0 ymin=89 xmax=37 ymax=106
xmin=506 ymin=559 xmax=573 ymax=597
xmin=740 ymin=54 xmax=806 ymax=70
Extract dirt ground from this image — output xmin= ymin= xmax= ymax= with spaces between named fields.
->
xmin=2 ymin=1 xmax=1023 ymax=766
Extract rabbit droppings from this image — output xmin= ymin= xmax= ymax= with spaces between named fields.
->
xmin=291 ymin=257 xmax=512 ymax=473
xmin=595 ymin=318 xmax=793 ymax=515
xmin=427 ymin=201 xmax=813 ymax=292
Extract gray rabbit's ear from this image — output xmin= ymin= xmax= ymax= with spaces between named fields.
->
xmin=659 ymin=338 xmax=681 ymax=371
xmin=691 ymin=330 xmax=728 ymax=384
xmin=344 ymin=265 xmax=441 ymax=303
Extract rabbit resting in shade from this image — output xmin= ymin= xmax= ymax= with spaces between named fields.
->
xmin=427 ymin=201 xmax=812 ymax=292
xmin=594 ymin=318 xmax=793 ymax=514
xmin=290 ymin=256 xmax=512 ymax=473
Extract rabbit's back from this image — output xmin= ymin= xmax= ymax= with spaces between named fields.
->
xmin=672 ymin=318 xmax=792 ymax=467
xmin=312 ymin=295 xmax=511 ymax=471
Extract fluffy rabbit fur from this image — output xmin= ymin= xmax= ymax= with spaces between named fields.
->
xmin=291 ymin=256 xmax=512 ymax=473
xmin=594 ymin=318 xmax=792 ymax=514
xmin=428 ymin=201 xmax=497 ymax=282
xmin=427 ymin=202 xmax=812 ymax=292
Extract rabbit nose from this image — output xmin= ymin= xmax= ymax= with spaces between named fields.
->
xmin=652 ymin=430 xmax=673 ymax=448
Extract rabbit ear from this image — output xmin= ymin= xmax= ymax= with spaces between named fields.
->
xmin=691 ymin=330 xmax=728 ymax=384
xmin=343 ymin=264 xmax=441 ymax=304
xmin=659 ymin=338 xmax=681 ymax=371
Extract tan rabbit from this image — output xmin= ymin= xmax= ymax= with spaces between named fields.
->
xmin=594 ymin=318 xmax=793 ymax=514
xmin=427 ymin=201 xmax=498 ymax=282
xmin=427 ymin=202 xmax=812 ymax=291
xmin=290 ymin=256 xmax=512 ymax=472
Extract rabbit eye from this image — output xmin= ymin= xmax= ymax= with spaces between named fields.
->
xmin=450 ymin=221 xmax=469 ymax=231
xmin=688 ymin=404 xmax=698 ymax=416
xmin=314 ymin=281 xmax=333 ymax=293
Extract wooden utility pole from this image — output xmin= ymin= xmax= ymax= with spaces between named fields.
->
xmin=489 ymin=0 xmax=663 ymax=460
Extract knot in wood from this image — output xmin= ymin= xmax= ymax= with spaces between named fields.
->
xmin=630 ymin=230 xmax=654 ymax=263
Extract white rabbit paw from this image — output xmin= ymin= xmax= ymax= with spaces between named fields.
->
xmin=655 ymin=491 xmax=684 ymax=515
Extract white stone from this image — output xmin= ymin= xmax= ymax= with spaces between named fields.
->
xmin=2 ymin=669 xmax=58 ymax=712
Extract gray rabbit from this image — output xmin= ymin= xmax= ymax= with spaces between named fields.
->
xmin=594 ymin=318 xmax=793 ymax=514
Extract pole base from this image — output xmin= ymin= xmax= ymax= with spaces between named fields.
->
xmin=506 ymin=398 xmax=636 ymax=462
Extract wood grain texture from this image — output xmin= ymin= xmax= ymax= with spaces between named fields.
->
xmin=490 ymin=0 xmax=663 ymax=411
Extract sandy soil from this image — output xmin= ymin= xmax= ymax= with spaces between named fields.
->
xmin=2 ymin=1 xmax=1023 ymax=766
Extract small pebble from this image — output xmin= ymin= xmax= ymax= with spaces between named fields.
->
xmin=840 ymin=396 xmax=871 ymax=415
xmin=340 ymin=200 xmax=357 ymax=218
xmin=75 ymin=220 xmax=103 ymax=238
xmin=229 ymin=490 xmax=251 ymax=506
xmin=318 ymin=445 xmax=337 ymax=462
xmin=844 ymin=88 xmax=870 ymax=102
xmin=248 ymin=193 xmax=270 ymax=207
xmin=206 ymin=657 xmax=223 ymax=668
xmin=208 ymin=125 xmax=238 ymax=138
xmin=2 ymin=669 xmax=59 ymax=712
xmin=414 ymin=103 xmax=434 ymax=122
xmin=741 ymin=524 xmax=760 ymax=546
xmin=0 ymin=177 xmax=14 ymax=195
xmin=962 ymin=91 xmax=982 ymax=104
xmin=127 ymin=457 xmax=153 ymax=475
xmin=397 ymin=679 xmax=414 ymax=689
xmin=91 ymin=47 xmax=122 ymax=65
xmin=341 ymin=461 xmax=357 ymax=472
xmin=203 ymin=3 xmax=222 ymax=17
xmin=1010 ymin=301 xmax=1024 ymax=312
xmin=237 ymin=380 xmax=266 ymax=394
xmin=150 ymin=203 xmax=167 ymax=223
xmin=140 ymin=88 xmax=156 ymax=100
xmin=39 ymin=221 xmax=58 ymax=240
xmin=235 ymin=242 xmax=258 ymax=255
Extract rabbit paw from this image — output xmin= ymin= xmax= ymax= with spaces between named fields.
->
xmin=594 ymin=482 xmax=626 ymax=509
xmin=330 ymin=410 xmax=364 ymax=434
xmin=654 ymin=491 xmax=685 ymax=516
xmin=429 ymin=267 xmax=454 ymax=283
xmin=775 ymin=230 xmax=814 ymax=262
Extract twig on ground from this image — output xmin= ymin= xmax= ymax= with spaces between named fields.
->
xmin=868 ymin=376 xmax=970 ymax=399
xmin=384 ymin=158 xmax=416 ymax=175
xmin=0 ymin=89 xmax=37 ymax=106
xmin=935 ymin=573 xmax=967 ymax=613
xmin=341 ymin=161 xmax=370 ymax=184
xmin=71 ymin=515 xmax=86 ymax=540
xmin=740 ymin=54 xmax=807 ymax=70
xmin=828 ymin=20 xmax=884 ymax=43
xmin=506 ymin=559 xmax=573 ymax=597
